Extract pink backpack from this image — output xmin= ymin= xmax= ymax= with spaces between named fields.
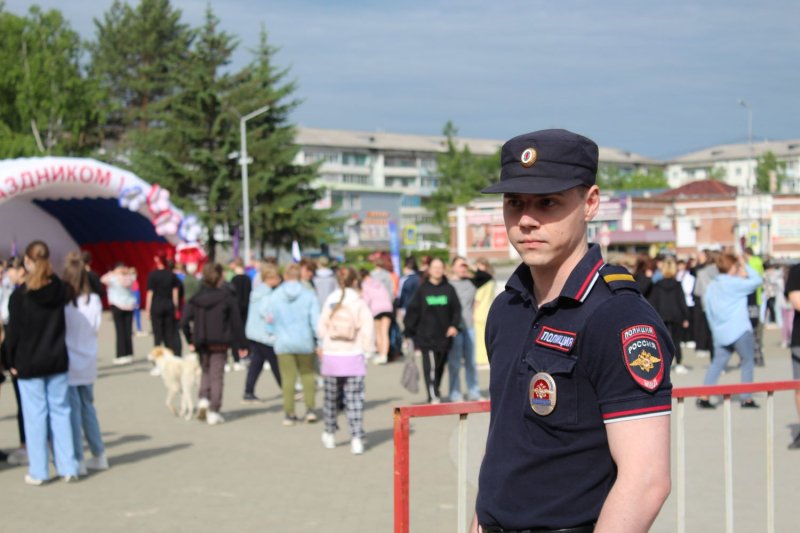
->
xmin=328 ymin=304 xmax=358 ymax=341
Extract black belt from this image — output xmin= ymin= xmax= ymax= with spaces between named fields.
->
xmin=482 ymin=525 xmax=594 ymax=533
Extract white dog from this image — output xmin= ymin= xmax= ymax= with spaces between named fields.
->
xmin=147 ymin=347 xmax=200 ymax=420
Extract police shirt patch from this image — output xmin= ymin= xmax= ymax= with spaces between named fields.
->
xmin=620 ymin=324 xmax=664 ymax=392
xmin=535 ymin=326 xmax=577 ymax=353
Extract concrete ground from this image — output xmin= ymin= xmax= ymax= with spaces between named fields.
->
xmin=1 ymin=315 xmax=799 ymax=532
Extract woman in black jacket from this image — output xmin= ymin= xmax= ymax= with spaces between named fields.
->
xmin=648 ymin=257 xmax=690 ymax=374
xmin=181 ymin=263 xmax=247 ymax=425
xmin=6 ymin=241 xmax=79 ymax=484
xmin=403 ymin=257 xmax=461 ymax=403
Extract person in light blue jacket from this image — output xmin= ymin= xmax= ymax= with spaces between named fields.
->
xmin=698 ymin=252 xmax=763 ymax=409
xmin=266 ymin=263 xmax=321 ymax=425
xmin=242 ymin=263 xmax=283 ymax=403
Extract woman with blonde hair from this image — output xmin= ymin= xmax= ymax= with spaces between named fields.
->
xmin=63 ymin=252 xmax=109 ymax=473
xmin=648 ymin=257 xmax=690 ymax=374
xmin=6 ymin=241 xmax=79 ymax=484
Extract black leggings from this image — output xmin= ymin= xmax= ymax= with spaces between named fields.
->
xmin=111 ymin=306 xmax=134 ymax=358
xmin=664 ymin=321 xmax=683 ymax=365
xmin=151 ymin=305 xmax=179 ymax=354
xmin=244 ymin=341 xmax=282 ymax=395
xmin=420 ymin=348 xmax=448 ymax=402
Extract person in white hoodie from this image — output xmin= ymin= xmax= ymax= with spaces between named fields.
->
xmin=317 ymin=267 xmax=375 ymax=454
xmin=62 ymin=252 xmax=109 ymax=474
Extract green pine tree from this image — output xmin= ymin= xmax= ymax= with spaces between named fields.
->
xmin=426 ymin=121 xmax=499 ymax=239
xmin=227 ymin=27 xmax=334 ymax=256
xmin=131 ymin=6 xmax=237 ymax=259
xmin=89 ymin=0 xmax=193 ymax=149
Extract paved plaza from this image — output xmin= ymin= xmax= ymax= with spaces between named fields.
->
xmin=1 ymin=316 xmax=799 ymax=532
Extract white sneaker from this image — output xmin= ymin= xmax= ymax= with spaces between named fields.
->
xmin=321 ymin=432 xmax=336 ymax=449
xmin=351 ymin=437 xmax=364 ymax=455
xmin=78 ymin=461 xmax=88 ymax=476
xmin=263 ymin=362 xmax=271 ymax=371
xmin=224 ymin=363 xmax=232 ymax=373
xmin=24 ymin=474 xmax=44 ymax=486
xmin=695 ymin=350 xmax=710 ymax=359
xmin=62 ymin=475 xmax=79 ymax=483
xmin=206 ymin=411 xmax=225 ymax=425
xmin=7 ymin=448 xmax=28 ymax=466
xmin=674 ymin=364 xmax=689 ymax=375
xmin=149 ymin=366 xmax=161 ymax=377
xmin=372 ymin=354 xmax=388 ymax=365
xmin=196 ymin=398 xmax=210 ymax=421
xmin=85 ymin=454 xmax=109 ymax=470
xmin=232 ymin=362 xmax=246 ymax=372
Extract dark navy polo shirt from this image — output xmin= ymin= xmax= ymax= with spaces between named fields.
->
xmin=476 ymin=244 xmax=673 ymax=530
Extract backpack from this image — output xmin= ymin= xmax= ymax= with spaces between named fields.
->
xmin=328 ymin=304 xmax=358 ymax=341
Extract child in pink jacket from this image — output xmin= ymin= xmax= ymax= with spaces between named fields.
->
xmin=317 ymin=267 xmax=375 ymax=454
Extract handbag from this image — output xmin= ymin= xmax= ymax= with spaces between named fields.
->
xmin=401 ymin=352 xmax=420 ymax=394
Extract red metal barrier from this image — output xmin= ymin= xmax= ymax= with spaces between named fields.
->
xmin=393 ymin=381 xmax=800 ymax=533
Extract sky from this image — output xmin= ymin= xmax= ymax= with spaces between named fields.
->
xmin=5 ymin=0 xmax=800 ymax=160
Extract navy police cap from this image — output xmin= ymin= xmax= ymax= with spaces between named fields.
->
xmin=482 ymin=128 xmax=598 ymax=195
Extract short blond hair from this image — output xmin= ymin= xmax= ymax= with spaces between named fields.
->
xmin=283 ymin=263 xmax=301 ymax=280
xmin=260 ymin=262 xmax=280 ymax=281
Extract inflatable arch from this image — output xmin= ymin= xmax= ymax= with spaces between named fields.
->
xmin=0 ymin=157 xmax=205 ymax=294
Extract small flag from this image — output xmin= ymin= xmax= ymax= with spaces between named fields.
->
xmin=291 ymin=240 xmax=301 ymax=263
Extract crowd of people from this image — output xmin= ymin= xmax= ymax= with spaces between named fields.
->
xmin=0 ymin=241 xmax=498 ymax=484
xmin=625 ymin=246 xmax=796 ymax=411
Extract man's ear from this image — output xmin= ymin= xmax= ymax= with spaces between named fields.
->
xmin=584 ymin=185 xmax=600 ymax=222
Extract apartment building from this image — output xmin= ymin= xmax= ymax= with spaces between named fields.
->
xmin=294 ymin=126 xmax=660 ymax=249
xmin=666 ymin=139 xmax=800 ymax=192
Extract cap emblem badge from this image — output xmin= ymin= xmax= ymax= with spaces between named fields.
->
xmin=529 ymin=372 xmax=556 ymax=416
xmin=520 ymin=147 xmax=537 ymax=168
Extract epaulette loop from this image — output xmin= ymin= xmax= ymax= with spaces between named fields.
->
xmin=600 ymin=264 xmax=640 ymax=293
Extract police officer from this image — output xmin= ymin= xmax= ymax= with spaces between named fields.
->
xmin=471 ymin=129 xmax=673 ymax=533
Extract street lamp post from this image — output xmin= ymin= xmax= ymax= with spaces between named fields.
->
xmin=239 ymin=105 xmax=270 ymax=263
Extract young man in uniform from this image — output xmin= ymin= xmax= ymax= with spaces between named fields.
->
xmin=472 ymin=129 xmax=673 ymax=533
xmin=786 ymin=262 xmax=800 ymax=449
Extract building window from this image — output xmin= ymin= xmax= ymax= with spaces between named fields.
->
xmin=342 ymin=174 xmax=371 ymax=185
xmin=305 ymin=149 xmax=339 ymax=164
xmin=332 ymin=191 xmax=361 ymax=210
xmin=401 ymin=195 xmax=422 ymax=207
xmin=420 ymin=157 xmax=437 ymax=170
xmin=342 ymin=152 xmax=369 ymax=166
xmin=385 ymin=155 xmax=417 ymax=168
xmin=421 ymin=177 xmax=439 ymax=188
xmin=386 ymin=176 xmax=416 ymax=188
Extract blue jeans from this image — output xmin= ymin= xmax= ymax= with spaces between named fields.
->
xmin=69 ymin=385 xmax=106 ymax=462
xmin=703 ymin=330 xmax=755 ymax=401
xmin=448 ymin=328 xmax=480 ymax=400
xmin=18 ymin=373 xmax=79 ymax=480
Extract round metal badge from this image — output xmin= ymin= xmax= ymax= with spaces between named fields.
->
xmin=520 ymin=147 xmax=537 ymax=168
xmin=529 ymin=372 xmax=557 ymax=416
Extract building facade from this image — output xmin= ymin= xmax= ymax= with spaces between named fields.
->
xmin=295 ymin=127 xmax=659 ymax=251
xmin=666 ymin=139 xmax=800 ymax=193
xmin=449 ymin=180 xmax=800 ymax=262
